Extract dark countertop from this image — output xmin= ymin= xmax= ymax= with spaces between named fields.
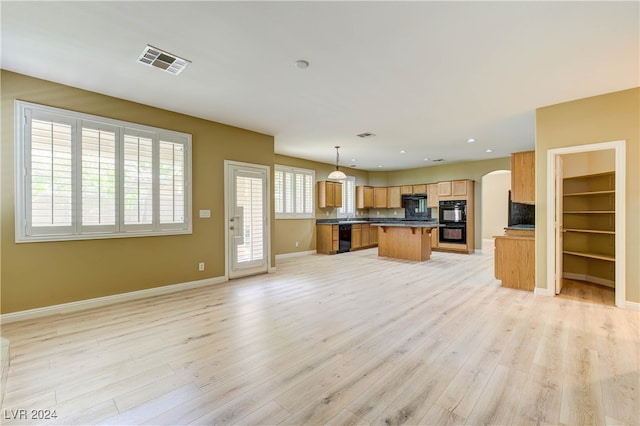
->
xmin=372 ymin=222 xmax=440 ymax=228
xmin=505 ymin=224 xmax=535 ymax=230
xmin=317 ymin=218 xmax=437 ymax=225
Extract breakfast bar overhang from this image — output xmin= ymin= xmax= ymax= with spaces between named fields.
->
xmin=373 ymin=223 xmax=440 ymax=261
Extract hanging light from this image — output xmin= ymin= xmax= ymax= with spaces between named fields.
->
xmin=328 ymin=145 xmax=347 ymax=180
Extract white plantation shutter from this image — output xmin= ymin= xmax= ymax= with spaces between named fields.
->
xmin=284 ymin=170 xmax=294 ymax=213
xmin=81 ymin=125 xmax=117 ymax=230
xmin=274 ymin=169 xmax=284 ymax=213
xmin=303 ymin=173 xmax=313 ymax=214
xmin=274 ymin=165 xmax=314 ymax=218
xmin=337 ymin=176 xmax=356 ymax=218
xmin=29 ymin=117 xmax=74 ymax=232
xmin=15 ymin=101 xmax=192 ymax=242
xmin=236 ymin=175 xmax=264 ymax=262
xmin=159 ymin=140 xmax=185 ymax=226
xmin=123 ymin=134 xmax=154 ymax=227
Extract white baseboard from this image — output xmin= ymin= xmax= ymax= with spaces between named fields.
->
xmin=534 ymin=286 xmax=555 ymax=296
xmin=563 ymin=272 xmax=615 ymax=288
xmin=275 ymin=250 xmax=316 ymax=261
xmin=621 ymin=300 xmax=640 ymax=311
xmin=0 ymin=276 xmax=227 ymax=324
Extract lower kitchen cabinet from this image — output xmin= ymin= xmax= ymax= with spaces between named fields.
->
xmin=316 ymin=224 xmax=338 ymax=254
xmin=494 ymin=228 xmax=535 ymax=291
xmin=352 ymin=224 xmax=362 ymax=249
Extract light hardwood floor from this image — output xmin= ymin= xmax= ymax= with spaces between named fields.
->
xmin=1 ymin=248 xmax=638 ymax=425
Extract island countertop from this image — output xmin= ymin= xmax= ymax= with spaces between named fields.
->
xmin=372 ymin=222 xmax=440 ymax=228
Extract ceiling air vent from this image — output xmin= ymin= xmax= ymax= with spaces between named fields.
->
xmin=357 ymin=132 xmax=376 ymax=138
xmin=432 ymin=159 xmax=446 ymax=162
xmin=138 ymin=45 xmax=190 ymax=75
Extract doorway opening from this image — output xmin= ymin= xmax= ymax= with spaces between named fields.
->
xmin=546 ymin=140 xmax=625 ymax=307
xmin=481 ymin=170 xmax=511 ymax=251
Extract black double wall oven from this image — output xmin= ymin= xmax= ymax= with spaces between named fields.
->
xmin=439 ymin=200 xmax=467 ymax=245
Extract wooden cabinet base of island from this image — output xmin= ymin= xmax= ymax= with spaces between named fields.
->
xmin=377 ymin=226 xmax=434 ymax=261
xmin=494 ymin=229 xmax=535 ymax=291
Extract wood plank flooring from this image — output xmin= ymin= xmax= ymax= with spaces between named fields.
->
xmin=1 ymin=248 xmax=638 ymax=425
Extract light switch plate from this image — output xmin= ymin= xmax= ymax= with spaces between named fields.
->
xmin=199 ymin=209 xmax=211 ymax=218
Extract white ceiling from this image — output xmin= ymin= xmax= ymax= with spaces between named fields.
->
xmin=2 ymin=1 xmax=638 ymax=171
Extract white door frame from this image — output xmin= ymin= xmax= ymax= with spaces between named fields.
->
xmin=224 ymin=160 xmax=271 ymax=280
xmin=545 ymin=140 xmax=626 ymax=307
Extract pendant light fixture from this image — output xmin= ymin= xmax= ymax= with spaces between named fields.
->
xmin=328 ymin=145 xmax=347 ymax=180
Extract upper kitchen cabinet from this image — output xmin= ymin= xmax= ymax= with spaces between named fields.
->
xmin=400 ymin=185 xmax=414 ymax=195
xmin=438 ymin=181 xmax=452 ymax=197
xmin=388 ymin=186 xmax=402 ymax=208
xmin=438 ymin=180 xmax=471 ymax=200
xmin=412 ymin=184 xmax=428 ymax=194
xmin=511 ymin=151 xmax=535 ymax=204
xmin=356 ymin=185 xmax=374 ymax=209
xmin=373 ymin=187 xmax=388 ymax=208
xmin=427 ymin=184 xmax=439 ymax=207
xmin=318 ymin=181 xmax=343 ymax=208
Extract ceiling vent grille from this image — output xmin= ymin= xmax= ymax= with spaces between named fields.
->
xmin=357 ymin=132 xmax=376 ymax=138
xmin=138 ymin=45 xmax=190 ymax=75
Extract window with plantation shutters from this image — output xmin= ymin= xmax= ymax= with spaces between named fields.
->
xmin=15 ymin=101 xmax=192 ymax=242
xmin=337 ymin=176 xmax=356 ymax=218
xmin=274 ymin=165 xmax=314 ymax=219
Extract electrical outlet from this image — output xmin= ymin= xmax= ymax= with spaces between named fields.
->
xmin=198 ymin=262 xmax=205 ymax=271
xmin=295 ymin=241 xmax=299 ymax=247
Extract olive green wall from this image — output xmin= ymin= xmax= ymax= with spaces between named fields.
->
xmin=1 ymin=71 xmax=275 ymax=314
xmin=535 ymin=87 xmax=640 ymax=304
xmin=379 ymin=157 xmax=513 ymax=250
xmin=273 ymin=154 xmax=370 ymax=256
xmin=273 ymin=155 xmax=512 ymax=255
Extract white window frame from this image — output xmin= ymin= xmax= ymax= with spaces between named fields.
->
xmin=15 ymin=101 xmax=192 ymax=242
xmin=274 ymin=165 xmax=315 ymax=219
xmin=337 ymin=176 xmax=356 ymax=218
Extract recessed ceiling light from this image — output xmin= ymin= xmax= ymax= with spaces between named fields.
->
xmin=400 ymin=150 xmax=407 ymax=154
xmin=377 ymin=165 xmax=383 ymax=168
xmin=467 ymin=138 xmax=476 ymax=143
xmin=423 ymin=158 xmax=430 ymax=161
xmin=351 ymin=158 xmax=357 ymax=162
xmin=485 ymin=149 xmax=493 ymax=153
xmin=295 ymin=60 xmax=309 ymax=69
xmin=138 ymin=45 xmax=190 ymax=75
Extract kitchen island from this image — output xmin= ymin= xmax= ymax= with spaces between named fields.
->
xmin=372 ymin=222 xmax=440 ymax=261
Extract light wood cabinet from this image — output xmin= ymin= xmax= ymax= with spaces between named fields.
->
xmin=351 ymin=224 xmax=362 ymax=249
xmin=318 ymin=181 xmax=343 ymax=208
xmin=438 ymin=181 xmax=452 ymax=197
xmin=511 ymin=151 xmax=535 ymax=204
xmin=562 ymin=171 xmax=615 ymax=286
xmin=431 ymin=228 xmax=439 ymax=249
xmin=433 ymin=180 xmax=475 ymax=254
xmin=317 ymin=224 xmax=339 ymax=254
xmin=373 ymin=187 xmax=388 ymax=208
xmin=437 ymin=180 xmax=468 ymax=200
xmin=370 ymin=225 xmax=378 ymax=245
xmin=452 ymin=180 xmax=468 ymax=197
xmin=387 ymin=186 xmax=402 ymax=208
xmin=400 ymin=186 xmax=413 ymax=195
xmin=494 ymin=228 xmax=535 ymax=291
xmin=427 ymin=184 xmax=439 ymax=208
xmin=356 ymin=186 xmax=374 ymax=209
xmin=361 ymin=224 xmax=370 ymax=247
xmin=412 ymin=184 xmax=427 ymax=194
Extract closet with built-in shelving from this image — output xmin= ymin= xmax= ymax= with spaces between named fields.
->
xmin=562 ymin=171 xmax=615 ymax=287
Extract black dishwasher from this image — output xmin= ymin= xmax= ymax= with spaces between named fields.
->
xmin=338 ymin=224 xmax=352 ymax=253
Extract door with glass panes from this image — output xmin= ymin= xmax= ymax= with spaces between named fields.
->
xmin=226 ymin=161 xmax=269 ymax=278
